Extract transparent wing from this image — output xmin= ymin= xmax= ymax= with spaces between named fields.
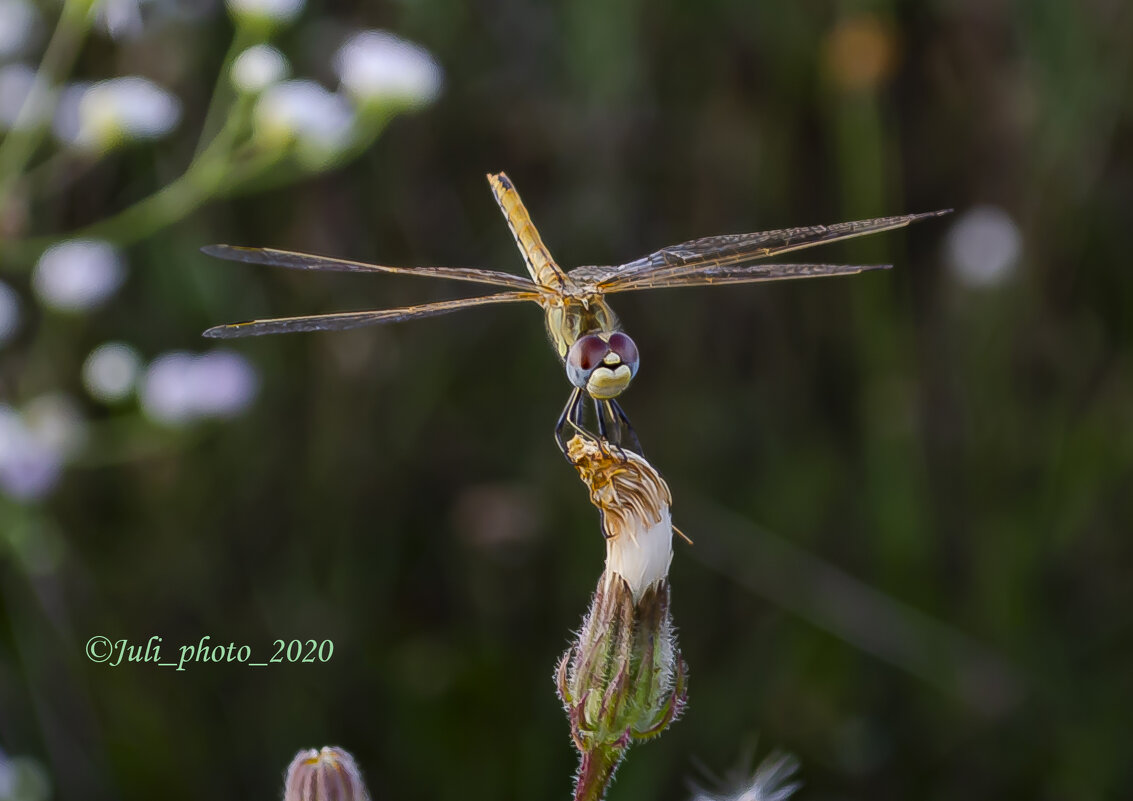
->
xmin=202 ymin=291 xmax=540 ymax=339
xmin=202 ymin=245 xmax=539 ymax=292
xmin=571 ymin=210 xmax=949 ymax=290
xmin=596 ymin=262 xmax=892 ymax=292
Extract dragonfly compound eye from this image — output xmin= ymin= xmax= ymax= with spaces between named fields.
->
xmin=566 ymin=334 xmax=610 ymax=388
xmin=607 ymin=332 xmax=640 ymax=378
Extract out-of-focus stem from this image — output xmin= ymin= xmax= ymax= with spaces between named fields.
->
xmin=193 ymin=26 xmax=256 ymax=158
xmin=7 ymin=97 xmax=264 ymax=259
xmin=0 ymin=0 xmax=96 ymax=204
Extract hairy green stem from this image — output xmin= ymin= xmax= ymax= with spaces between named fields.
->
xmin=573 ymin=745 xmax=623 ymax=801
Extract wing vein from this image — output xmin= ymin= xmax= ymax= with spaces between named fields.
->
xmin=202 ymin=245 xmax=538 ymax=292
xmin=202 ymin=291 xmax=541 ymax=338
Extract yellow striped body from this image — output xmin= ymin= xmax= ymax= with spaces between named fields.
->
xmin=487 ymin=172 xmax=569 ymax=291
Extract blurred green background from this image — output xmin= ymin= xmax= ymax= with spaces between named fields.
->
xmin=2 ymin=0 xmax=1132 ymax=799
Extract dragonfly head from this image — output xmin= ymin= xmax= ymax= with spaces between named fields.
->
xmin=566 ymin=332 xmax=639 ymax=399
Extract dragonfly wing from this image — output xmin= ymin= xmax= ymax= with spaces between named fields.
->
xmin=575 ymin=210 xmax=949 ymax=290
xmin=202 ymin=291 xmax=540 ymax=338
xmin=593 ymin=263 xmax=892 ymax=292
xmin=202 ymin=245 xmax=539 ymax=292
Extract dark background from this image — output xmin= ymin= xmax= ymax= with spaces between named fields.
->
xmin=2 ymin=1 xmax=1132 ymax=799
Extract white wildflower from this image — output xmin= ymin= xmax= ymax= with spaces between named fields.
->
xmin=231 ymin=44 xmax=289 ymax=94
xmin=140 ymin=350 xmax=258 ymax=425
xmin=0 ymin=63 xmax=51 ymax=131
xmin=225 ymin=0 xmax=303 ymax=27
xmin=82 ymin=342 xmax=142 ymax=403
xmin=54 ymin=76 xmax=181 ymax=150
xmin=0 ymin=0 xmax=39 ymax=60
xmin=334 ymin=30 xmax=442 ymax=107
xmin=946 ymin=205 xmax=1021 ymax=289
xmin=33 ymin=239 xmax=125 ymax=312
xmin=253 ymin=79 xmax=354 ymax=164
xmin=0 ymin=280 xmax=19 ymax=344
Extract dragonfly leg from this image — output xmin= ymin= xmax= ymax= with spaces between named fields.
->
xmin=609 ymin=399 xmax=643 ymax=457
xmin=555 ymin=387 xmax=587 ymax=456
xmin=595 ymin=399 xmax=630 ymax=463
xmin=592 ymin=396 xmax=611 ymax=441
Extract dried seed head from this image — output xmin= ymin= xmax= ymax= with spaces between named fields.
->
xmin=283 ymin=746 xmax=370 ymax=801
xmin=566 ymin=435 xmax=674 ymax=601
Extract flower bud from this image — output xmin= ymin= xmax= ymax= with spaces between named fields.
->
xmin=283 ymin=746 xmax=370 ymax=801
xmin=557 ymin=435 xmax=688 ymax=800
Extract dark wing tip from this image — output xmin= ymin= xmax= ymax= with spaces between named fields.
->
xmin=862 ymin=263 xmax=894 ymax=272
xmin=202 ymin=323 xmax=246 ymax=339
xmin=918 ymin=209 xmax=953 ymax=219
xmin=200 ymin=244 xmax=250 ymax=259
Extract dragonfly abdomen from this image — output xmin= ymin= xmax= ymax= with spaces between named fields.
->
xmin=487 ymin=172 xmax=569 ymax=291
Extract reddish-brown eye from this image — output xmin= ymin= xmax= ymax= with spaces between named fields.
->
xmin=607 ymin=332 xmax=638 ymax=366
xmin=575 ymin=334 xmax=608 ymax=371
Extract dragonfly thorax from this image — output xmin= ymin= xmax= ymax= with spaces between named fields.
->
xmin=543 ymin=294 xmax=619 ymax=359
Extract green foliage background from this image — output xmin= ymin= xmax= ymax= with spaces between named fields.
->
xmin=2 ymin=1 xmax=1132 ymax=799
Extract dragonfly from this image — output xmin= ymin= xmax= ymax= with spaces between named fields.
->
xmin=203 ymin=172 xmax=948 ymax=453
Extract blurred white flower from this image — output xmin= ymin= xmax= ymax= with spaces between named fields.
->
xmin=690 ymin=751 xmax=802 ymax=801
xmin=0 ymin=749 xmax=51 ymax=801
xmin=54 ymin=76 xmax=181 ymax=150
xmin=92 ymin=0 xmax=133 ymax=39
xmin=0 ymin=397 xmax=86 ymax=503
xmin=95 ymin=0 xmax=144 ymax=40
xmin=0 ymin=0 xmax=39 ymax=60
xmin=140 ymin=350 xmax=258 ymax=425
xmin=0 ymin=63 xmax=51 ymax=131
xmin=0 ymin=279 xmax=19 ymax=344
xmin=32 ymin=239 xmax=125 ymax=311
xmin=139 ymin=351 xmax=196 ymax=424
xmin=334 ymin=30 xmax=442 ymax=107
xmin=51 ymin=81 xmax=89 ymax=143
xmin=945 ymin=205 xmax=1021 ymax=289
xmin=231 ymin=44 xmax=289 ymax=94
xmin=225 ymin=0 xmax=303 ymax=27
xmin=189 ymin=350 xmax=259 ymax=417
xmin=22 ymin=393 xmax=86 ymax=458
xmin=83 ymin=342 xmax=142 ymax=403
xmin=254 ymin=79 xmax=354 ymax=164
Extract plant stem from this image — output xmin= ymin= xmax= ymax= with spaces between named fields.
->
xmin=5 ymin=97 xmax=264 ymax=262
xmin=0 ymin=0 xmax=95 ymax=205
xmin=192 ymin=26 xmax=256 ymax=158
xmin=574 ymin=745 xmax=623 ymax=801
